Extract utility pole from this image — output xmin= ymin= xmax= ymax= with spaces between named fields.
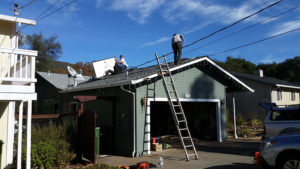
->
xmin=14 ymin=4 xmax=18 ymax=16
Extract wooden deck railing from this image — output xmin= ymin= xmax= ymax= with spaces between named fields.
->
xmin=0 ymin=47 xmax=38 ymax=84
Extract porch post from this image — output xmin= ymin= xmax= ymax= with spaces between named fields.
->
xmin=17 ymin=101 xmax=23 ymax=169
xmin=233 ymin=96 xmax=238 ymax=139
xmin=6 ymin=102 xmax=15 ymax=165
xmin=26 ymin=100 xmax=32 ymax=169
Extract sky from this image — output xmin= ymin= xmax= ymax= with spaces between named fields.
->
xmin=1 ymin=0 xmax=300 ymax=68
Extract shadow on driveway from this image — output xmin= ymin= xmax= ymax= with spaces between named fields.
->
xmin=204 ymin=163 xmax=258 ymax=169
xmin=195 ymin=140 xmax=261 ymax=157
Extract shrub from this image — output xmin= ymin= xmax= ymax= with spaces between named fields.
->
xmin=241 ymin=127 xmax=252 ymax=137
xmin=31 ymin=142 xmax=56 ymax=169
xmin=249 ymin=118 xmax=263 ymax=126
xmin=237 ymin=117 xmax=248 ymax=126
xmin=100 ymin=163 xmax=110 ymax=169
xmin=21 ymin=123 xmax=76 ymax=168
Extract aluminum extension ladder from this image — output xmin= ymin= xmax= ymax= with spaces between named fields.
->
xmin=155 ymin=53 xmax=198 ymax=161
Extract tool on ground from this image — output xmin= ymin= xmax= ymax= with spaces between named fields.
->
xmin=155 ymin=53 xmax=198 ymax=161
xmin=118 ymin=165 xmax=129 ymax=169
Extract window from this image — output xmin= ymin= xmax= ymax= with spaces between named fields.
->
xmin=291 ymin=91 xmax=296 ymax=101
xmin=277 ymin=90 xmax=282 ymax=101
xmin=270 ymin=109 xmax=300 ymax=121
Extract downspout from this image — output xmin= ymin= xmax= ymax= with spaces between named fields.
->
xmin=120 ymin=85 xmax=136 ymax=157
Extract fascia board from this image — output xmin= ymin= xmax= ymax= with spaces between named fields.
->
xmin=0 ymin=14 xmax=36 ymax=25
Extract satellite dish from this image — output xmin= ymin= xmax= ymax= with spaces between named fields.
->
xmin=67 ymin=66 xmax=77 ymax=77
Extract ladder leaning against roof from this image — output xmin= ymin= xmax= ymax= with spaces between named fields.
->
xmin=155 ymin=53 xmax=198 ymax=161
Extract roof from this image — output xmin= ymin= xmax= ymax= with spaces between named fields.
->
xmin=61 ymin=56 xmax=254 ymax=93
xmin=232 ymin=72 xmax=300 ymax=90
xmin=36 ymin=71 xmax=92 ymax=90
xmin=0 ymin=14 xmax=36 ymax=25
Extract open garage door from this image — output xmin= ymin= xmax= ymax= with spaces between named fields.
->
xmin=150 ymin=101 xmax=218 ymax=140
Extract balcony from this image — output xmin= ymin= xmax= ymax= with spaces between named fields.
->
xmin=0 ymin=47 xmax=38 ymax=100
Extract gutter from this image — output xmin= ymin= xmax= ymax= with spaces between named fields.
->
xmin=120 ymin=85 xmax=136 ymax=157
xmin=276 ymin=84 xmax=300 ymax=90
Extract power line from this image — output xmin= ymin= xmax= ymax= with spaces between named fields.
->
xmin=208 ymin=27 xmax=300 ymax=57
xmin=132 ymin=0 xmax=284 ymax=69
xmin=36 ymin=0 xmax=77 ymax=22
xmin=34 ymin=0 xmax=62 ymax=20
xmin=18 ymin=0 xmax=36 ymax=9
xmin=162 ymin=0 xmax=284 ymax=57
xmin=184 ymin=3 xmax=300 ymax=55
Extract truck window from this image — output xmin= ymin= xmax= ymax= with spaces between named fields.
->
xmin=270 ymin=109 xmax=300 ymax=121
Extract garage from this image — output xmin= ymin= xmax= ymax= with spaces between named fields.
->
xmin=150 ymin=101 xmax=218 ymax=140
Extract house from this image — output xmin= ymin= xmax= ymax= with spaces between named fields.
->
xmin=0 ymin=14 xmax=37 ymax=169
xmin=35 ymin=71 xmax=91 ymax=115
xmin=57 ymin=56 xmax=254 ymax=157
xmin=227 ymin=70 xmax=300 ymax=120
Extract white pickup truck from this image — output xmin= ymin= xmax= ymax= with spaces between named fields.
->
xmin=261 ymin=103 xmax=300 ymax=139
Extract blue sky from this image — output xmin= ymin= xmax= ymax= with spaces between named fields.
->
xmin=1 ymin=0 xmax=300 ymax=67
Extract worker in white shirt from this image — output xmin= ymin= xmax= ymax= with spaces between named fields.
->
xmin=172 ymin=33 xmax=184 ymax=65
xmin=115 ymin=55 xmax=128 ymax=71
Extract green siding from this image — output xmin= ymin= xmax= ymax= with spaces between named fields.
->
xmin=135 ymin=68 xmax=227 ymax=155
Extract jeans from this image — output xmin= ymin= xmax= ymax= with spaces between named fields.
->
xmin=172 ymin=41 xmax=182 ymax=65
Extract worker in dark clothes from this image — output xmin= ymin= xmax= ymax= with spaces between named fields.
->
xmin=172 ymin=33 xmax=184 ymax=65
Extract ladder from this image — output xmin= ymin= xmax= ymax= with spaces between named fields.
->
xmin=155 ymin=53 xmax=198 ymax=161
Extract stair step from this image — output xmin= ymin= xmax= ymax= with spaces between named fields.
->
xmin=185 ymin=145 xmax=193 ymax=148
xmin=188 ymin=154 xmax=196 ymax=157
xmin=182 ymin=137 xmax=190 ymax=139
xmin=173 ymin=105 xmax=180 ymax=107
xmin=178 ymin=120 xmax=186 ymax=123
xmin=175 ymin=112 xmax=183 ymax=115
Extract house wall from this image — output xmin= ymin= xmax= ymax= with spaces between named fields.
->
xmin=271 ymin=89 xmax=300 ymax=106
xmin=0 ymin=20 xmax=15 ymax=169
xmin=135 ymin=67 xmax=227 ymax=155
xmin=227 ymin=78 xmax=271 ymax=120
xmin=60 ymin=87 xmax=134 ymax=156
xmin=35 ymin=75 xmax=60 ymax=114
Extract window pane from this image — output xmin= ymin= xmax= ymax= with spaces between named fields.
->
xmin=270 ymin=109 xmax=300 ymax=121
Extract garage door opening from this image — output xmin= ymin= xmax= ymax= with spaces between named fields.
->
xmin=150 ymin=101 xmax=218 ymax=140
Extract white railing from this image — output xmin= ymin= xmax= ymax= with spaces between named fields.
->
xmin=0 ymin=47 xmax=38 ymax=84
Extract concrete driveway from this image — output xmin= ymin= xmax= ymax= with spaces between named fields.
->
xmin=97 ymin=137 xmax=261 ymax=169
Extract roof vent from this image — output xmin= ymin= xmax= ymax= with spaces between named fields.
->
xmin=254 ymin=69 xmax=263 ymax=77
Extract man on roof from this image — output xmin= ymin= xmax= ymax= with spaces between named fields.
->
xmin=172 ymin=33 xmax=184 ymax=65
xmin=115 ymin=55 xmax=128 ymax=71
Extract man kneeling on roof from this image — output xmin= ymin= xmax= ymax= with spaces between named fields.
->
xmin=106 ymin=55 xmax=128 ymax=75
xmin=115 ymin=55 xmax=128 ymax=71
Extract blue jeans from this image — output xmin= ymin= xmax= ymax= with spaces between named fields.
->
xmin=118 ymin=63 xmax=127 ymax=71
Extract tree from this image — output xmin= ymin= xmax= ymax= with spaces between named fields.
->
xmin=215 ymin=56 xmax=256 ymax=74
xmin=26 ymin=32 xmax=62 ymax=71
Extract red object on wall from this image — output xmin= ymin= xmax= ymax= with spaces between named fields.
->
xmin=151 ymin=137 xmax=156 ymax=144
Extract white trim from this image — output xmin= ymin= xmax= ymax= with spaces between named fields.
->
xmin=0 ymin=77 xmax=37 ymax=83
xmin=276 ymin=84 xmax=300 ymax=90
xmin=17 ymin=101 xmax=23 ymax=169
xmin=26 ymin=100 xmax=32 ymax=169
xmin=145 ymin=97 xmax=223 ymax=155
xmin=0 ymin=85 xmax=35 ymax=93
xmin=0 ymin=47 xmax=38 ymax=56
xmin=131 ymin=57 xmax=254 ymax=93
xmin=6 ymin=102 xmax=15 ymax=165
xmin=0 ymin=93 xmax=37 ymax=100
xmin=0 ymin=14 xmax=36 ymax=25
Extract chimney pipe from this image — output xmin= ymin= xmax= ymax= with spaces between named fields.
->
xmin=14 ymin=4 xmax=19 ymax=16
xmin=254 ymin=69 xmax=263 ymax=77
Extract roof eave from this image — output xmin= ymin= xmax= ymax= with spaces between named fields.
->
xmin=276 ymin=84 xmax=300 ymax=90
xmin=132 ymin=57 xmax=255 ymax=93
xmin=60 ymin=80 xmax=133 ymax=93
xmin=0 ymin=14 xmax=36 ymax=25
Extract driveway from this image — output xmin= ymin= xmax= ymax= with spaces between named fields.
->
xmin=97 ymin=137 xmax=261 ymax=169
